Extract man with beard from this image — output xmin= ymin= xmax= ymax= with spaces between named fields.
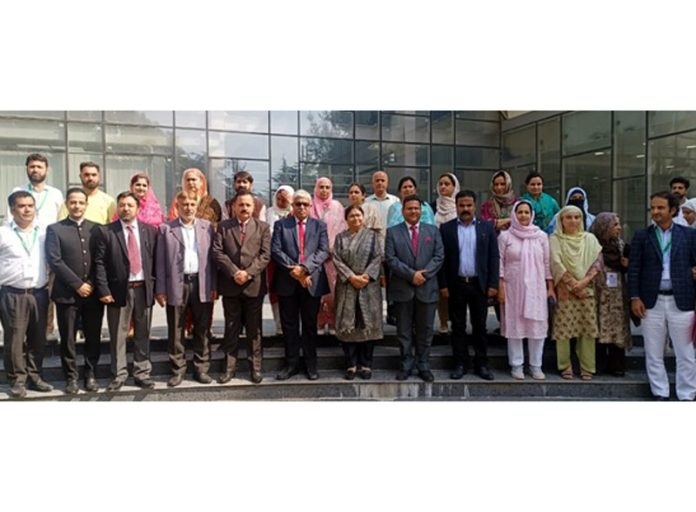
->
xmin=9 ymin=154 xmax=64 ymax=228
xmin=223 ymin=171 xmax=267 ymax=221
xmin=670 ymin=176 xmax=690 ymax=226
xmin=59 ymin=162 xmax=116 ymax=225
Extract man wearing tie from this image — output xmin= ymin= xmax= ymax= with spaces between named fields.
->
xmin=46 ymin=188 xmax=103 ymax=394
xmin=271 ymin=189 xmax=329 ymax=380
xmin=94 ymin=191 xmax=158 ymax=391
xmin=156 ymin=192 xmax=218 ymax=388
xmin=213 ymin=191 xmax=271 ymax=384
xmin=385 ymin=194 xmax=444 ymax=382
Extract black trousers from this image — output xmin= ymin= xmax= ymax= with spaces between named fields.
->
xmin=0 ymin=287 xmax=48 ymax=385
xmin=342 ymin=341 xmax=375 ymax=369
xmin=222 ymin=294 xmax=264 ymax=373
xmin=596 ymin=343 xmax=626 ymax=374
xmin=449 ymin=277 xmax=489 ymax=369
xmin=278 ymin=289 xmax=321 ymax=372
xmin=56 ymin=297 xmax=103 ymax=381
xmin=167 ymin=278 xmax=213 ymax=376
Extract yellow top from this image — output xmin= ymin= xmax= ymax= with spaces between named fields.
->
xmin=59 ymin=189 xmax=116 ymax=225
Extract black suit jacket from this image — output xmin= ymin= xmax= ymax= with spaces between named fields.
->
xmin=93 ymin=220 xmax=158 ymax=307
xmin=45 ymin=218 xmax=101 ymax=304
xmin=438 ymin=218 xmax=499 ymax=294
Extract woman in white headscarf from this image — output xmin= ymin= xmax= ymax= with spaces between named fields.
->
xmin=681 ymin=198 xmax=696 ymax=227
xmin=267 ymin=185 xmax=295 ymax=335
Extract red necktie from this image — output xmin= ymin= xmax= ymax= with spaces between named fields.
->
xmin=298 ymin=220 xmax=305 ymax=263
xmin=410 ymin=224 xmax=418 ymax=255
xmin=127 ymin=225 xmax=142 ymax=275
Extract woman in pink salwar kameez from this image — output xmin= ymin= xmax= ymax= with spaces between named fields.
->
xmin=497 ymin=200 xmax=556 ymax=380
xmin=310 ymin=177 xmax=347 ymax=333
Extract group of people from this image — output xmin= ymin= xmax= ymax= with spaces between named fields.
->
xmin=1 ymin=153 xmax=696 ymax=401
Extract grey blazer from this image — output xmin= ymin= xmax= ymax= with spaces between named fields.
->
xmin=385 ymin=222 xmax=444 ymax=303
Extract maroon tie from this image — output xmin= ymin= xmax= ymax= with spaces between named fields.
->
xmin=127 ymin=225 xmax=142 ymax=275
xmin=240 ymin=222 xmax=246 ymax=243
xmin=298 ymin=220 xmax=305 ymax=263
xmin=410 ymin=224 xmax=418 ymax=255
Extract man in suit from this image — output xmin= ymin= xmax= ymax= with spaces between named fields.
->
xmin=94 ymin=191 xmax=158 ymax=391
xmin=439 ymin=190 xmax=499 ymax=381
xmin=213 ymin=191 xmax=271 ymax=384
xmin=271 ymin=189 xmax=329 ymax=380
xmin=46 ymin=188 xmax=103 ymax=394
xmin=385 ymin=194 xmax=444 ymax=382
xmin=156 ymin=191 xmax=217 ymax=388
xmin=628 ymin=190 xmax=696 ymax=401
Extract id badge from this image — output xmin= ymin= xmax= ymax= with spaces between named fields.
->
xmin=606 ymin=272 xmax=618 ymax=288
xmin=22 ymin=260 xmax=35 ymax=280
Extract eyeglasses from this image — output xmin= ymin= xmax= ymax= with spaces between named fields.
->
xmin=293 ymin=202 xmax=310 ymax=208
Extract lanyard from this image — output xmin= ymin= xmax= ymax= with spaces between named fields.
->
xmin=13 ymin=225 xmax=38 ymax=256
xmin=27 ymin=183 xmax=49 ymax=212
xmin=655 ymin=228 xmax=672 ymax=256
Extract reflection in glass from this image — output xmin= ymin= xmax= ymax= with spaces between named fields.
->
xmin=105 ymin=155 xmax=171 ymax=212
xmin=271 ymin=111 xmax=298 ymax=135
xmin=176 ymin=129 xmax=207 ymax=179
xmin=0 ymin=118 xmax=66 ymax=151
xmin=356 ymin=140 xmax=379 ymax=165
xmin=455 ymin=111 xmax=500 ymax=121
xmin=67 ymin=111 xmax=102 ymax=122
xmin=562 ymin=111 xmax=611 ymax=156
xmin=300 ymin=164 xmax=353 ymax=200
xmin=208 ymin=131 xmax=268 ymax=159
xmin=431 ymin=146 xmax=454 ymax=179
xmin=105 ymin=111 xmax=173 ymax=126
xmin=105 ymin=125 xmax=173 ymax=155
xmin=209 ymin=158 xmax=270 ymax=205
xmin=456 ymin=119 xmax=499 ymax=147
xmin=381 ymin=142 xmax=429 ymax=167
xmin=209 ymin=111 xmax=269 ymax=133
xmin=563 ymin=150 xmax=612 ymax=214
xmin=175 ymin=111 xmax=206 ymax=129
xmin=615 ymin=177 xmax=646 ymax=241
xmin=68 ymin=123 xmax=103 ymax=153
xmin=614 ymin=111 xmax=646 ymax=178
xmin=648 ymin=130 xmax=696 ymax=196
xmin=271 ymin=136 xmax=299 ymax=173
xmin=455 ymin=146 xmax=499 ymax=169
xmin=649 ymin=111 xmax=696 ymax=138
xmin=301 ymin=137 xmax=352 ymax=164
xmin=538 ymin=117 xmax=560 ymax=183
xmin=355 ymin=111 xmax=379 ymax=140
xmin=431 ymin=112 xmax=454 ymax=144
xmin=502 ymin=125 xmax=535 ymax=168
xmin=382 ymin=114 xmax=430 ymax=143
xmin=300 ymin=111 xmax=353 ymax=139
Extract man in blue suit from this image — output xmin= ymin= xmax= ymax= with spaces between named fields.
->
xmin=385 ymin=194 xmax=444 ymax=382
xmin=271 ymin=189 xmax=329 ymax=380
xmin=628 ymin=190 xmax=696 ymax=401
xmin=439 ymin=190 xmax=499 ymax=381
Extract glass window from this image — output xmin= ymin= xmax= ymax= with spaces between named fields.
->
xmin=0 ymin=118 xmax=66 ymax=151
xmin=300 ymin=164 xmax=354 ymax=201
xmin=562 ymin=150 xmax=612 ymax=214
xmin=614 ymin=111 xmax=646 ymax=178
xmin=104 ymin=111 xmax=173 ymax=126
xmin=105 ymin=125 xmax=173 ymax=155
xmin=501 ymin=125 xmax=535 ymax=168
xmin=0 ymin=111 xmax=65 ymax=120
xmin=456 ymin=119 xmax=499 ymax=147
xmin=105 ymin=155 xmax=172 ymax=212
xmin=356 ymin=140 xmax=379 ymax=165
xmin=455 ymin=146 xmax=499 ymax=169
xmin=67 ymin=111 xmax=102 ymax=122
xmin=538 ymin=117 xmax=561 ymax=180
xmin=68 ymin=123 xmax=103 ymax=153
xmin=300 ymin=111 xmax=353 ymax=138
xmin=431 ymin=112 xmax=454 ymax=144
xmin=208 ymin=131 xmax=268 ymax=159
xmin=175 ymin=111 xmax=206 ymax=129
xmin=208 ymin=158 xmax=270 ymax=205
xmin=456 ymin=111 xmax=500 ymax=121
xmin=382 ymin=167 xmax=431 ymax=202
xmin=355 ymin=111 xmax=379 ymax=140
xmin=562 ymin=111 xmax=611 ymax=156
xmin=208 ymin=111 xmax=269 ymax=133
xmin=271 ymin=111 xmax=298 ymax=135
xmin=271 ymin=136 xmax=299 ymax=174
xmin=301 ymin=137 xmax=353 ymax=164
xmin=68 ymin=153 xmax=104 ymax=186
xmin=452 ymin=170 xmax=495 ymax=204
xmin=382 ymin=113 xmax=430 ymax=143
xmin=648 ymin=130 xmax=696 ymax=196
xmin=615 ymin=177 xmax=646 ymax=241
xmin=649 ymin=111 xmax=696 ymax=138
xmin=381 ymin=142 xmax=429 ymax=167
xmin=431 ymin=145 xmax=454 ymax=179
xmin=175 ymin=129 xmax=207 ymax=174
xmin=384 ymin=111 xmax=430 ymax=116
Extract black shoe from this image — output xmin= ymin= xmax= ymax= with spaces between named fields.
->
xmin=84 ymin=375 xmax=98 ymax=392
xmin=419 ymin=369 xmax=435 ymax=383
xmin=358 ymin=368 xmax=372 ymax=380
xmin=306 ymin=370 xmax=319 ymax=381
xmin=106 ymin=378 xmax=125 ymax=392
xmin=250 ymin=371 xmax=263 ymax=384
xmin=167 ymin=374 xmax=184 ymax=388
xmin=9 ymin=383 xmax=27 ymax=399
xmin=344 ymin=369 xmax=357 ymax=380
xmin=28 ymin=379 xmax=53 ymax=392
xmin=65 ymin=380 xmax=80 ymax=395
xmin=450 ymin=366 xmax=467 ymax=380
xmin=475 ymin=366 xmax=494 ymax=381
xmin=613 ymin=370 xmax=626 ymax=377
xmin=652 ymin=394 xmax=669 ymax=401
xmin=134 ymin=378 xmax=155 ymax=389
xmin=195 ymin=373 xmax=213 ymax=384
xmin=218 ymin=370 xmax=236 ymax=384
xmin=276 ymin=366 xmax=300 ymax=381
xmin=396 ymin=369 xmax=411 ymax=381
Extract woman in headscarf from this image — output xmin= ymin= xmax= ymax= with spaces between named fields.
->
xmin=681 ymin=198 xmax=696 ymax=227
xmin=432 ymin=173 xmax=460 ymax=334
xmin=310 ymin=177 xmax=347 ymax=334
xmin=168 ymin=168 xmax=222 ymax=227
xmin=547 ymin=186 xmax=596 ymax=234
xmin=386 ymin=176 xmax=436 ymax=227
xmin=498 ymin=200 xmax=555 ymax=380
xmin=520 ymin=171 xmax=560 ymax=232
xmin=266 ymin=185 xmax=295 ymax=335
xmin=333 ymin=204 xmax=383 ymax=380
xmin=480 ymin=170 xmax=518 ymax=233
xmin=589 ymin=212 xmax=632 ymax=377
xmin=549 ymin=205 xmax=603 ymax=380
xmin=112 ymin=173 xmax=166 ymax=227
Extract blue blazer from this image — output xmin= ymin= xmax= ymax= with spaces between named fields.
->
xmin=438 ymin=218 xmax=499 ymax=295
xmin=385 ymin=222 xmax=444 ymax=303
xmin=271 ymin=216 xmax=329 ymax=298
xmin=628 ymin=223 xmax=696 ymax=311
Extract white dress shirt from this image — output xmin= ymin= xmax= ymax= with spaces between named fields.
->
xmin=10 ymin=183 xmax=64 ymax=228
xmin=0 ymin=220 xmax=47 ymax=289
xmin=180 ymin=219 xmax=199 ymax=275
xmin=457 ymin=217 xmax=477 ymax=277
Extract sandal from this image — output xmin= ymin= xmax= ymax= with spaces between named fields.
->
xmin=580 ymin=370 xmax=593 ymax=381
xmin=344 ymin=368 xmax=357 ymax=381
xmin=561 ymin=367 xmax=574 ymax=380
